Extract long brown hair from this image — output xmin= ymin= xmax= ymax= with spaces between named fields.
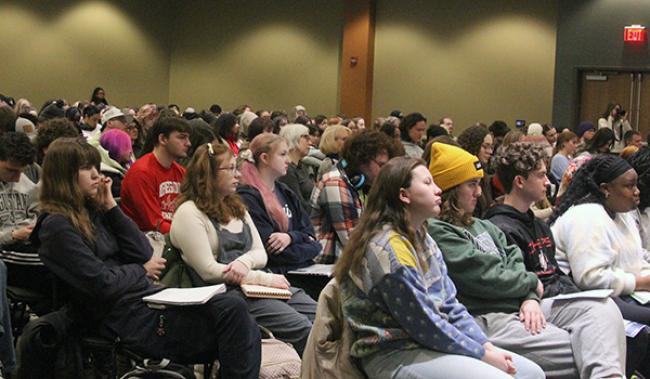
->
xmin=334 ymin=157 xmax=426 ymax=282
xmin=439 ymin=186 xmax=474 ymax=227
xmin=40 ymin=137 xmax=103 ymax=242
xmin=177 ymin=143 xmax=246 ymax=223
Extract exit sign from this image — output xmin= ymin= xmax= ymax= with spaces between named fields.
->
xmin=624 ymin=25 xmax=647 ymax=43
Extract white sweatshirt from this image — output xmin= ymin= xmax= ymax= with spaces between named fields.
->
xmin=552 ymin=203 xmax=650 ymax=296
xmin=170 ymin=200 xmax=275 ymax=286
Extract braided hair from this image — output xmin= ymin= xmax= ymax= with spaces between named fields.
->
xmin=550 ymin=154 xmax=632 ymax=224
xmin=629 ymin=147 xmax=650 ymax=211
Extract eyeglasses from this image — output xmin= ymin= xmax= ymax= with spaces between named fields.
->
xmin=217 ymin=165 xmax=238 ymax=174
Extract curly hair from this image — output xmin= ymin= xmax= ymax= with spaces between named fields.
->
xmin=629 ymin=147 xmax=650 ymax=211
xmin=457 ymin=125 xmax=489 ymax=156
xmin=35 ymin=118 xmax=79 ymax=164
xmin=0 ymin=132 xmax=36 ymax=166
xmin=439 ymin=187 xmax=474 ymax=227
xmin=341 ymin=130 xmax=396 ymax=174
xmin=549 ymin=154 xmax=628 ymax=224
xmin=494 ymin=142 xmax=548 ymax=194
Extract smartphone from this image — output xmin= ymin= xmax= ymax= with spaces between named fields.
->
xmin=515 ymin=120 xmax=526 ymax=129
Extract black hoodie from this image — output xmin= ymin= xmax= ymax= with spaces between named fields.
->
xmin=485 ymin=204 xmax=579 ymax=298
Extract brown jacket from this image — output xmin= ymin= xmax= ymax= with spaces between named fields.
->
xmin=300 ymin=279 xmax=366 ymax=379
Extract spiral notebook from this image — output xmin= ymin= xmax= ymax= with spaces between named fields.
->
xmin=240 ymin=284 xmax=292 ymax=300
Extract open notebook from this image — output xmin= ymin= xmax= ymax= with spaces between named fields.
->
xmin=241 ymin=284 xmax=292 ymax=300
xmin=143 ymin=284 xmax=226 ymax=306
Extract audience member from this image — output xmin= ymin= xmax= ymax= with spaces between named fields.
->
xmin=99 ymin=129 xmax=133 ymax=198
xmin=278 ymin=124 xmax=315 ymax=210
xmin=34 ymin=117 xmax=80 ymax=166
xmin=0 ymin=133 xmax=51 ymax=297
xmin=426 ymin=124 xmax=448 ymax=143
xmin=34 ymin=138 xmax=260 ymax=377
xmin=625 ymin=130 xmax=643 ymax=148
xmin=489 ymin=120 xmax=510 ymax=148
xmin=170 ymin=142 xmax=314 ymax=356
xmin=399 ymin=112 xmax=427 ymax=158
xmin=90 ymin=86 xmax=108 ymax=105
xmin=335 ymin=156 xmax=543 ymax=379
xmin=214 ymin=113 xmax=241 ymax=155
xmin=239 ymin=110 xmax=258 ymax=137
xmin=80 ymin=105 xmax=101 ymax=140
xmin=457 ymin=125 xmax=494 ymax=217
xmin=120 ymin=117 xmax=191 ymax=233
xmin=440 ymin=116 xmax=454 ymax=136
xmin=487 ymin=142 xmax=634 ymax=376
xmin=316 ymin=124 xmax=351 ymax=180
xmin=550 ymin=130 xmax=578 ymax=183
xmin=311 ymin=130 xmax=395 ymax=263
xmin=238 ymin=133 xmax=321 ymax=273
xmin=598 ymin=102 xmax=631 ymax=153
xmin=630 ymin=147 xmax=650 ymax=250
xmin=575 ymin=121 xmax=595 ymax=153
xmin=542 ymin=124 xmax=558 ymax=147
xmin=427 ymin=142 xmax=593 ymax=378
xmin=579 ymin=127 xmax=615 ymax=158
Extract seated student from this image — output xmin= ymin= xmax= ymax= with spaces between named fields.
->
xmin=278 ymin=124 xmax=315 ymax=211
xmin=32 ymin=138 xmax=260 ymax=378
xmin=486 ymin=142 xmax=641 ymax=376
xmin=120 ymin=117 xmax=191 ymax=233
xmin=551 ymin=154 xmax=650 ymax=323
xmin=213 ymin=112 xmax=241 ymax=155
xmin=457 ymin=125 xmax=494 ymax=217
xmin=426 ymin=142 xmax=625 ymax=378
xmin=399 ymin=112 xmax=427 ymax=158
xmin=335 ymin=156 xmax=544 ymax=379
xmin=316 ymin=125 xmax=351 ymax=180
xmin=630 ymin=147 xmax=650 ymax=251
xmin=99 ymin=129 xmax=133 ymax=198
xmin=550 ymin=130 xmax=578 ymax=184
xmin=170 ymin=142 xmax=315 ymax=356
xmin=0 ymin=133 xmax=53 ymax=304
xmin=310 ymin=130 xmax=396 ymax=264
xmin=237 ymin=133 xmax=321 ymax=274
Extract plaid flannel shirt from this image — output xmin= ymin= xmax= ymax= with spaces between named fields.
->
xmin=309 ymin=165 xmax=364 ymax=264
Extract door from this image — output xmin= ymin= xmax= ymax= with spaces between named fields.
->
xmin=579 ymin=71 xmax=635 ymax=128
xmin=637 ymin=73 xmax=650 ymax=137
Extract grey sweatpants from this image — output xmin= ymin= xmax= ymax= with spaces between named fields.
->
xmin=362 ymin=346 xmax=545 ymax=379
xmin=242 ymin=286 xmax=316 ymax=356
xmin=475 ymin=297 xmax=626 ymax=379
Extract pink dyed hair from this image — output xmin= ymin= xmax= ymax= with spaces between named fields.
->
xmin=99 ymin=128 xmax=133 ymax=165
xmin=239 ymin=133 xmax=289 ymax=232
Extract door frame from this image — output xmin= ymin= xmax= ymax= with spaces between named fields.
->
xmin=574 ymin=65 xmax=650 ymax=129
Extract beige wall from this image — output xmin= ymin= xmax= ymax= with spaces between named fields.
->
xmin=373 ymin=0 xmax=558 ymax=132
xmin=0 ymin=0 xmax=557 ymax=126
xmin=0 ymin=0 xmax=172 ymax=109
xmin=168 ymin=0 xmax=343 ymax=116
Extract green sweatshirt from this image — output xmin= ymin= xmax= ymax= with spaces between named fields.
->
xmin=427 ymin=218 xmax=539 ymax=315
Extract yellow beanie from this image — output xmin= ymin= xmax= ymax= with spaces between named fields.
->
xmin=428 ymin=142 xmax=484 ymax=191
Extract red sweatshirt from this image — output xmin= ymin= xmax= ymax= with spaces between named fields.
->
xmin=120 ymin=153 xmax=185 ymax=234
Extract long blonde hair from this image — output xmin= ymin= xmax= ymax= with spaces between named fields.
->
xmin=40 ymin=137 xmax=103 ymax=242
xmin=177 ymin=143 xmax=246 ymax=223
xmin=334 ymin=157 xmax=426 ymax=281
